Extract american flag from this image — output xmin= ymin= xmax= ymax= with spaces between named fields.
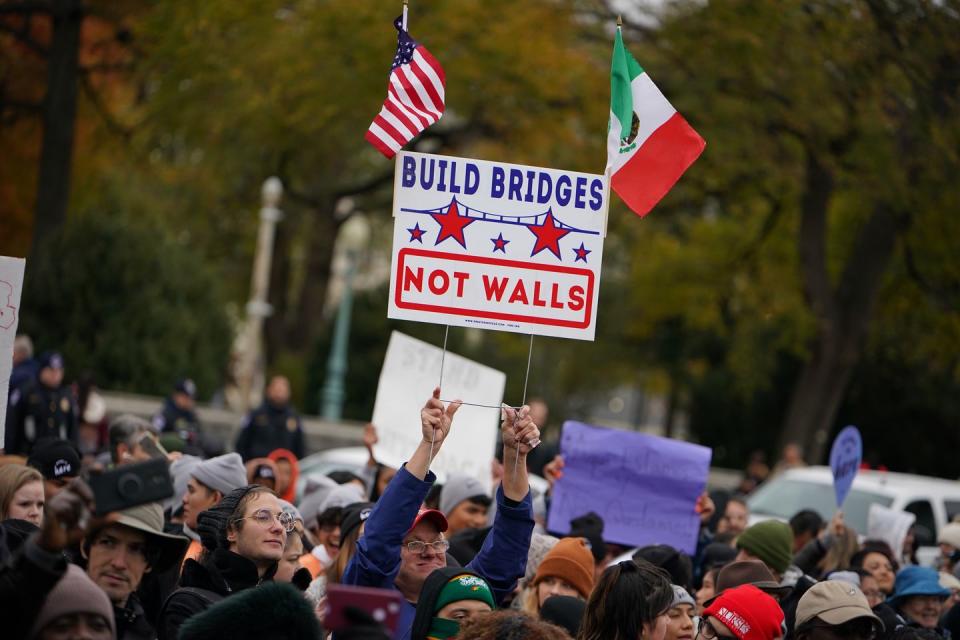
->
xmin=365 ymin=17 xmax=446 ymax=159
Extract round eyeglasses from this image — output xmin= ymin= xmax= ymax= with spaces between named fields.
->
xmin=237 ymin=508 xmax=295 ymax=533
xmin=404 ymin=539 xmax=450 ymax=555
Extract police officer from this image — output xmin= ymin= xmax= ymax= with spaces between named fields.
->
xmin=4 ymin=352 xmax=77 ymax=455
xmin=152 ymin=378 xmax=202 ymax=445
xmin=234 ymin=375 xmax=305 ymax=461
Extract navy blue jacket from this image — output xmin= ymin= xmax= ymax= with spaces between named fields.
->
xmin=342 ymin=465 xmax=533 ymax=639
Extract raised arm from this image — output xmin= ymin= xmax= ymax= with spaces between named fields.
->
xmin=499 ymin=404 xmax=540 ymax=501
xmin=406 ymin=387 xmax=461 ymax=480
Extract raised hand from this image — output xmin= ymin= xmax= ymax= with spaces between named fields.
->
xmin=501 ymin=404 xmax=541 ymax=455
xmin=37 ymin=478 xmax=99 ymax=552
xmin=420 ymin=387 xmax=461 ymax=450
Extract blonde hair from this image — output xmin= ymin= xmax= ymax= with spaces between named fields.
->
xmin=819 ymin=526 xmax=860 ymax=575
xmin=0 ymin=464 xmax=44 ymax=519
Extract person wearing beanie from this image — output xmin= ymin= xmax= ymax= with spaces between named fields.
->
xmin=525 ymin=536 xmax=595 ymax=614
xmin=439 ymin=474 xmax=493 ymax=536
xmin=165 ymin=454 xmax=202 ymax=521
xmin=540 ymin=595 xmax=586 ymax=637
xmin=701 ymin=584 xmax=784 ymax=640
xmin=26 ymin=438 xmax=80 ymax=500
xmin=341 ymin=391 xmax=539 ymax=640
xmin=178 ymin=580 xmax=321 ymax=640
xmin=736 ymin=520 xmax=795 ymax=580
xmin=158 ymin=485 xmax=293 ymax=640
xmin=180 ymin=452 xmax=248 ymax=563
xmin=793 ymin=580 xmax=883 ymax=640
xmin=30 ymin=564 xmax=116 ymax=640
xmin=665 ymin=584 xmax=697 ymax=640
xmin=411 ymin=567 xmax=497 ymax=640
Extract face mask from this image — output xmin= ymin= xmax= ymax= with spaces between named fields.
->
xmin=427 ymin=616 xmax=461 ymax=639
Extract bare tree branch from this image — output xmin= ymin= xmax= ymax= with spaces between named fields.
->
xmin=79 ymin=72 xmax=132 ymax=139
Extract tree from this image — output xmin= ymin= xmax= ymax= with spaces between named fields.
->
xmin=617 ymin=0 xmax=960 ymax=462
xmin=20 ymin=210 xmax=233 ymax=397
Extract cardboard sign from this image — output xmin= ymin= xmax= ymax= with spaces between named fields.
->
xmin=829 ymin=425 xmax=862 ymax=508
xmin=0 ymin=256 xmax=26 ymax=449
xmin=370 ymin=331 xmax=504 ymax=489
xmin=387 ymin=151 xmax=607 ymax=341
xmin=867 ymin=503 xmax=915 ymax=560
xmin=548 ymin=421 xmax=712 ymax=553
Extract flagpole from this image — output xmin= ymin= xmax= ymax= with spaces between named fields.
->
xmin=402 ymin=0 xmax=408 ymax=30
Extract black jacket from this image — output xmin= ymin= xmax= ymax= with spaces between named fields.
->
xmin=234 ymin=401 xmax=305 ymax=460
xmin=179 ymin=581 xmax=321 ymax=640
xmin=4 ymin=379 xmax=77 ymax=455
xmin=0 ymin=533 xmax=68 ymax=639
xmin=157 ymin=547 xmax=277 ymax=640
xmin=410 ymin=567 xmax=488 ymax=640
xmin=115 ymin=593 xmax=155 ymax=640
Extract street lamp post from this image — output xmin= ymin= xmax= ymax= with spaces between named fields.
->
xmin=237 ymin=177 xmax=283 ymax=411
xmin=321 ymin=214 xmax=370 ymax=421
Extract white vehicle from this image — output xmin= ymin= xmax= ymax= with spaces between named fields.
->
xmin=746 ymin=466 xmax=960 ymax=566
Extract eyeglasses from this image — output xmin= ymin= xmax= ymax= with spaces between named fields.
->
xmin=236 ymin=509 xmax=295 ymax=533
xmin=697 ymin=618 xmax=720 ymax=639
xmin=403 ymin=539 xmax=450 ymax=555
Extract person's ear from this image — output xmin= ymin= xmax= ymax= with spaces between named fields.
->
xmin=227 ymin=522 xmax=238 ymax=544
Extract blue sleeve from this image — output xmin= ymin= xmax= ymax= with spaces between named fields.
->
xmin=467 ymin=486 xmax=534 ymax=604
xmin=342 ymin=465 xmax=435 ymax=589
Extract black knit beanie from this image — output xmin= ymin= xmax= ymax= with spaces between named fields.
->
xmin=197 ymin=485 xmax=259 ymax=551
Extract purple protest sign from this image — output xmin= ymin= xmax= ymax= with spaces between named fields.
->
xmin=547 ymin=421 xmax=712 ymax=554
xmin=829 ymin=425 xmax=862 ymax=508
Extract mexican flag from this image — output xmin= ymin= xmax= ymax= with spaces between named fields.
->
xmin=606 ymin=28 xmax=705 ymax=217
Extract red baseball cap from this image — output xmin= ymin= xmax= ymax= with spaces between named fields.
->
xmin=703 ymin=584 xmax=784 ymax=640
xmin=408 ymin=508 xmax=448 ymax=533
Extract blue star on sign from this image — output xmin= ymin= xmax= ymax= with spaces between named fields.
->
xmin=573 ymin=242 xmax=591 ymax=263
xmin=408 ymin=223 xmax=426 ymax=243
xmin=491 ymin=233 xmax=509 ymax=253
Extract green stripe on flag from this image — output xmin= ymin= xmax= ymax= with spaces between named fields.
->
xmin=610 ymin=29 xmax=645 ymax=138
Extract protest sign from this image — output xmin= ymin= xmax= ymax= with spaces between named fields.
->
xmin=548 ymin=421 xmax=712 ymax=553
xmin=0 ymin=256 xmax=26 ymax=449
xmin=867 ymin=503 xmax=916 ymax=560
xmin=387 ymin=151 xmax=607 ymax=341
xmin=829 ymin=425 xmax=862 ymax=508
xmin=371 ymin=331 xmax=504 ymax=489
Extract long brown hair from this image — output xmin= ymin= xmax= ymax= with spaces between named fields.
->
xmin=325 ymin=519 xmax=363 ymax=584
xmin=578 ymin=559 xmax=673 ymax=640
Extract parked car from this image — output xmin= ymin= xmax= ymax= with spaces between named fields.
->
xmin=747 ymin=466 xmax=960 ymax=566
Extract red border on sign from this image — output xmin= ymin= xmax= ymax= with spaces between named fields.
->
xmin=394 ymin=248 xmax=595 ymax=329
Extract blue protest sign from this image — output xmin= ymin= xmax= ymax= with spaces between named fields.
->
xmin=547 ymin=421 xmax=712 ymax=554
xmin=829 ymin=425 xmax=862 ymax=508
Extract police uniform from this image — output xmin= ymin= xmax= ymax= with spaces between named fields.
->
xmin=234 ymin=401 xmax=305 ymax=461
xmin=5 ymin=379 xmax=77 ymax=456
xmin=151 ymin=399 xmax=202 ymax=444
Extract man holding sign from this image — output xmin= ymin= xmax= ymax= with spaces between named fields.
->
xmin=342 ymin=388 xmax=539 ymax=639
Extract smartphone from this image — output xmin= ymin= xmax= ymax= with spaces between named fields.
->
xmin=137 ymin=432 xmax=169 ymax=460
xmin=88 ymin=458 xmax=174 ymax=515
xmin=325 ymin=584 xmax=403 ymax=635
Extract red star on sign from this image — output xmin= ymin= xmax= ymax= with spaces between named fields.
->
xmin=527 ymin=210 xmax=571 ymax=260
xmin=431 ymin=200 xmax=475 ymax=249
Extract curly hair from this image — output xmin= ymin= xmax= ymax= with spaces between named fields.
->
xmin=455 ymin=610 xmax=570 ymax=640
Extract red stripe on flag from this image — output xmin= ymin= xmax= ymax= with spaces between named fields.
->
xmin=373 ymin=113 xmax=409 ymax=146
xmin=410 ymin=58 xmax=443 ymax=117
xmin=417 ymin=46 xmax=446 ymax=85
xmin=388 ymin=85 xmax=429 ymax=128
xmin=365 ymin=129 xmax=397 ymax=159
xmin=611 ymin=113 xmax=705 ymax=217
xmin=396 ymin=66 xmax=438 ymax=120
xmin=384 ymin=99 xmax=419 ymax=135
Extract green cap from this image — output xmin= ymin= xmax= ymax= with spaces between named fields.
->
xmin=736 ymin=520 xmax=794 ymax=574
xmin=434 ymin=573 xmax=496 ymax=614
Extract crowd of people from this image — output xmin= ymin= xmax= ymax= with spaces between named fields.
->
xmin=3 ymin=335 xmax=960 ymax=639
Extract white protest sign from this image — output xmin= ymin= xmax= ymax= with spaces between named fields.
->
xmin=371 ymin=331 xmax=504 ymax=489
xmin=0 ymin=256 xmax=26 ymax=449
xmin=867 ymin=503 xmax=915 ymax=559
xmin=388 ymin=151 xmax=607 ymax=341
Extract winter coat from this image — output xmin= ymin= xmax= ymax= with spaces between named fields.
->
xmin=114 ymin=593 xmax=155 ymax=640
xmin=0 ymin=533 xmax=68 ymax=639
xmin=235 ymin=402 xmax=305 ymax=461
xmin=157 ymin=547 xmax=277 ymax=640
xmin=342 ymin=465 xmax=534 ymax=640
